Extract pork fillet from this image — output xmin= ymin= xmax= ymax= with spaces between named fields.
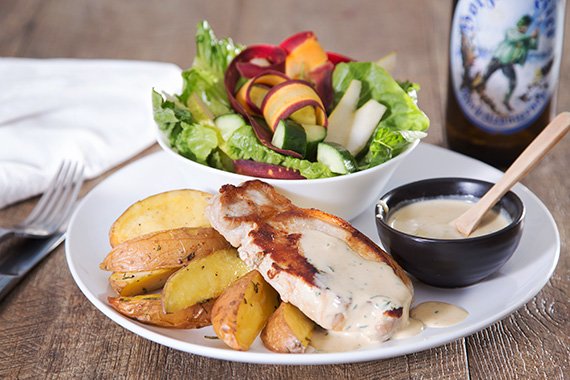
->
xmin=207 ymin=180 xmax=413 ymax=342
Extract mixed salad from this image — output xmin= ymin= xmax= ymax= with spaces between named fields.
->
xmin=153 ymin=21 xmax=429 ymax=179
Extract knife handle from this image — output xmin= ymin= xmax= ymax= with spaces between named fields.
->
xmin=0 ymin=274 xmax=21 ymax=302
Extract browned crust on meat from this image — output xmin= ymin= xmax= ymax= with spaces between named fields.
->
xmin=249 ymin=224 xmax=318 ymax=286
xmin=383 ymin=307 xmax=404 ymax=318
xmin=218 ymin=180 xmax=294 ymax=225
xmin=262 ymin=207 xmax=412 ymax=290
xmin=215 ymin=180 xmax=412 ymax=291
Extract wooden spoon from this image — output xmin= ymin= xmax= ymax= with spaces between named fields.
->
xmin=454 ymin=112 xmax=570 ymax=237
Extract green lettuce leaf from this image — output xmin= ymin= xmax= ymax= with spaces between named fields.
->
xmin=225 ymin=125 xmax=334 ymax=179
xmin=332 ymin=62 xmax=429 ymax=168
xmin=152 ymin=21 xmax=243 ymax=166
xmin=360 ymin=128 xmax=411 ymax=167
xmin=153 ymin=89 xmax=220 ymax=163
xmin=398 ymin=80 xmax=420 ymax=103
xmin=178 ymin=21 xmax=243 ymax=118
xmin=152 ymin=89 xmax=193 ymax=146
xmin=174 ymin=121 xmax=219 ymax=164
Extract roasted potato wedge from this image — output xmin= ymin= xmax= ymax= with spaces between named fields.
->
xmin=109 ymin=189 xmax=212 ymax=247
xmin=212 ymin=270 xmax=280 ymax=351
xmin=162 ymin=248 xmax=250 ymax=313
xmin=261 ymin=302 xmax=315 ymax=353
xmin=108 ymin=294 xmax=214 ymax=328
xmin=109 ymin=268 xmax=179 ymax=296
xmin=100 ymin=227 xmax=231 ymax=272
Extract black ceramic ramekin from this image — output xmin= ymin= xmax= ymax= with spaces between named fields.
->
xmin=375 ymin=178 xmax=525 ymax=287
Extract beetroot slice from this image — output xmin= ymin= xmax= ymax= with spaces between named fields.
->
xmin=326 ymin=51 xmax=354 ymax=65
xmin=279 ymin=31 xmax=316 ymax=53
xmin=309 ymin=61 xmax=335 ymax=111
xmin=234 ymin=45 xmax=287 ymax=78
xmin=233 ymin=160 xmax=305 ymax=179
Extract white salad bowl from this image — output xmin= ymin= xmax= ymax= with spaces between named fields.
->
xmin=156 ymin=131 xmax=419 ymax=221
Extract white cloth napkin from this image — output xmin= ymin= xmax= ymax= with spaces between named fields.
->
xmin=0 ymin=58 xmax=182 ymax=209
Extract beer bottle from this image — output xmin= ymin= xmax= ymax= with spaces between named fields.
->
xmin=445 ymin=0 xmax=566 ymax=169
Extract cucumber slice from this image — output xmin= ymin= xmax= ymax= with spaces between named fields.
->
xmin=271 ymin=120 xmax=307 ymax=157
xmin=302 ymin=124 xmax=327 ymax=143
xmin=302 ymin=124 xmax=327 ymax=160
xmin=317 ymin=142 xmax=357 ymax=174
xmin=215 ymin=114 xmax=246 ymax=141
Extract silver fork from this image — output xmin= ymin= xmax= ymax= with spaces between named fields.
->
xmin=0 ymin=160 xmax=84 ymax=243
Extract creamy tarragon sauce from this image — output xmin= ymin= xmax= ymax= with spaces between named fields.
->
xmin=411 ymin=301 xmax=469 ymax=328
xmin=391 ymin=317 xmax=425 ymax=340
xmin=298 ymin=230 xmax=412 ymax=351
xmin=391 ymin=302 xmax=469 ymax=340
xmin=387 ymin=198 xmax=511 ymax=239
xmin=297 ymin=231 xmax=470 ymax=352
xmin=311 ymin=301 xmax=470 ymax=350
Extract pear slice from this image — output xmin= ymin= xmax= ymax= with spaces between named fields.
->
xmin=346 ymin=99 xmax=387 ymax=156
xmin=325 ymin=79 xmax=361 ymax=146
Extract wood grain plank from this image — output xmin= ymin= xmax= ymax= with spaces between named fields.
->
xmin=11 ymin=0 xmax=238 ymax=67
xmin=0 ymin=0 xmax=45 ymax=56
xmin=0 ymin=0 xmax=568 ymax=379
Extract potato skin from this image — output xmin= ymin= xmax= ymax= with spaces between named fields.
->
xmin=109 ymin=189 xmax=212 ymax=247
xmin=100 ymin=227 xmax=231 ymax=272
xmin=109 ymin=268 xmax=179 ymax=296
xmin=261 ymin=302 xmax=315 ymax=353
xmin=211 ymin=271 xmax=280 ymax=351
xmin=161 ymin=248 xmax=250 ymax=313
xmin=108 ymin=294 xmax=214 ymax=329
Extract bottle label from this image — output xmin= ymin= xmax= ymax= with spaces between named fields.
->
xmin=450 ymin=0 xmax=564 ymax=134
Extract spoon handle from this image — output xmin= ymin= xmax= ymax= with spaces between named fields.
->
xmin=454 ymin=112 xmax=570 ymax=236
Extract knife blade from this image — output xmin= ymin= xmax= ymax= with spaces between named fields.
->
xmin=0 ymin=230 xmax=66 ymax=301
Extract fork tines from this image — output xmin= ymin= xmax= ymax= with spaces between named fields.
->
xmin=19 ymin=160 xmax=84 ymax=235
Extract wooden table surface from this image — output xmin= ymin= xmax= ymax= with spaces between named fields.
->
xmin=1 ymin=1 xmax=568 ymax=378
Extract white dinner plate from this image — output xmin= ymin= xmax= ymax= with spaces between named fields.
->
xmin=65 ymin=143 xmax=560 ymax=365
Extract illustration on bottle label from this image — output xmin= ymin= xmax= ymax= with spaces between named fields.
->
xmin=450 ymin=0 xmax=564 ymax=133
